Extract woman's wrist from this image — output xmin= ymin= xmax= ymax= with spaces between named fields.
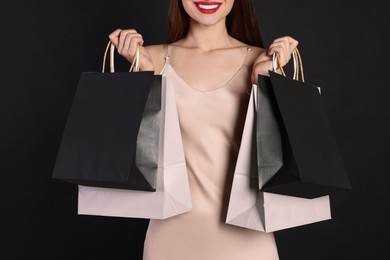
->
xmin=137 ymin=60 xmax=155 ymax=72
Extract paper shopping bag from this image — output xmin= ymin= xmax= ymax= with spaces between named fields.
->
xmin=258 ymin=50 xmax=351 ymax=198
xmin=226 ymin=85 xmax=331 ymax=232
xmin=78 ymin=76 xmax=192 ymax=219
xmin=52 ymin=43 xmax=159 ymax=191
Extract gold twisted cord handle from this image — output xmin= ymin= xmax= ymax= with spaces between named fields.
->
xmin=276 ymin=49 xmax=305 ymax=82
xmin=102 ymin=41 xmax=140 ymax=73
xmin=102 ymin=42 xmax=111 ymax=73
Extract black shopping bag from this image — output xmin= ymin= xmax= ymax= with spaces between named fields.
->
xmin=52 ymin=43 xmax=160 ymax=191
xmin=257 ymin=50 xmax=351 ymax=198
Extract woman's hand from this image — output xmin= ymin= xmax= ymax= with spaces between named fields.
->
xmin=109 ymin=29 xmax=154 ymax=71
xmin=251 ymin=36 xmax=299 ymax=84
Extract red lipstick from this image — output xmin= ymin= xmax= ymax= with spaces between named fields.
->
xmin=194 ymin=1 xmax=222 ymax=14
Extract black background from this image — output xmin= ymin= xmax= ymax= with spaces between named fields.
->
xmin=1 ymin=0 xmax=389 ymax=259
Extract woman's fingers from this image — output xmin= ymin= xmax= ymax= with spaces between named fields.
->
xmin=118 ymin=29 xmax=138 ymax=53
xmin=118 ymin=29 xmax=143 ymax=53
xmin=274 ymin=36 xmax=299 ymax=50
xmin=269 ymin=45 xmax=289 ymax=65
xmin=108 ymin=28 xmax=154 ymax=71
xmin=268 ymin=36 xmax=299 ymax=67
xmin=122 ymin=33 xmax=144 ymax=58
xmin=272 ymin=39 xmax=289 ymax=56
xmin=109 ymin=29 xmax=145 ymax=61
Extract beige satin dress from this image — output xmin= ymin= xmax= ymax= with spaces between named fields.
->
xmin=143 ymin=45 xmax=279 ymax=260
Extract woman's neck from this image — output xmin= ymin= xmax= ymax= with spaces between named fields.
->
xmin=179 ymin=19 xmax=235 ymax=51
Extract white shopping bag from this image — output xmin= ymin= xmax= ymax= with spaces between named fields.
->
xmin=78 ymin=76 xmax=192 ymax=219
xmin=226 ymin=85 xmax=331 ymax=232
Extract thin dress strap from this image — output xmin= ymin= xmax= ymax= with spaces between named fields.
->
xmin=160 ymin=44 xmax=170 ymax=75
xmin=163 ymin=44 xmax=170 ymax=63
xmin=242 ymin=46 xmax=252 ymax=67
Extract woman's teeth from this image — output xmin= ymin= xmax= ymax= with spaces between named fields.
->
xmin=198 ymin=4 xmax=219 ymax=9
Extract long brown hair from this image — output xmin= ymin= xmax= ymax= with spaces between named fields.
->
xmin=167 ymin=0 xmax=263 ymax=47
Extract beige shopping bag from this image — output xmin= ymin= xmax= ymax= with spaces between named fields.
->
xmin=78 ymin=76 xmax=192 ymax=219
xmin=226 ymin=85 xmax=331 ymax=232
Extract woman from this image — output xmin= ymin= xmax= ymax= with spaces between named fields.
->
xmin=109 ymin=1 xmax=298 ymax=259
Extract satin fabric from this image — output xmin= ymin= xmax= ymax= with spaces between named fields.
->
xmin=143 ymin=47 xmax=279 ymax=260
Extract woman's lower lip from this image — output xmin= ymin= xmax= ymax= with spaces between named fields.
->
xmin=194 ymin=2 xmax=222 ymax=14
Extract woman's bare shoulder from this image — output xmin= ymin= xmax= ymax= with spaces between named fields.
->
xmin=250 ymin=46 xmax=265 ymax=55
xmin=144 ymin=44 xmax=165 ymax=54
xmin=247 ymin=46 xmax=266 ymax=65
xmin=144 ymin=44 xmax=165 ymax=73
xmin=231 ymin=37 xmax=265 ymax=66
